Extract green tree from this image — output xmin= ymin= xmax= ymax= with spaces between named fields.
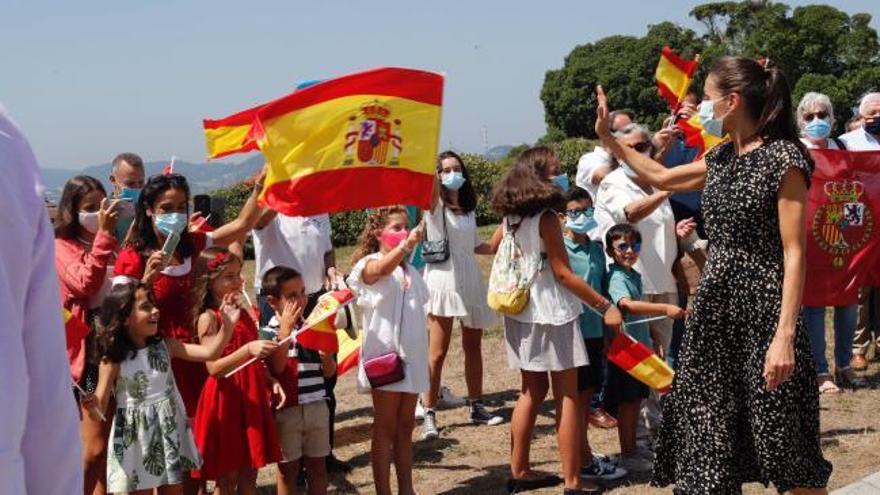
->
xmin=541 ymin=1 xmax=880 ymax=140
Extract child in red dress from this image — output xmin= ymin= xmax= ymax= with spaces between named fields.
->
xmin=191 ymin=247 xmax=281 ymax=493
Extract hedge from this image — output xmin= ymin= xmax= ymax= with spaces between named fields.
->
xmin=209 ymin=137 xmax=597 ymax=247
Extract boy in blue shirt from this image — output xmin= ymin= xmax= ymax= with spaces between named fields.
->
xmin=560 ymin=187 xmax=627 ymax=484
xmin=604 ymin=223 xmax=686 ymax=473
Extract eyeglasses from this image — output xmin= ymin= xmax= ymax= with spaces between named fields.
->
xmin=627 ymin=142 xmax=652 ymax=153
xmin=613 ymin=242 xmax=641 ymax=253
xmin=565 ymin=207 xmax=592 ymax=219
xmin=803 ymin=111 xmax=829 ymax=122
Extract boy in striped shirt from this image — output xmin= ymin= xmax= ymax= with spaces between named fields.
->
xmin=262 ymin=266 xmax=336 ymax=495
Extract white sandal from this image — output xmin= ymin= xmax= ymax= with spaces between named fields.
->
xmin=817 ymin=374 xmax=840 ymax=394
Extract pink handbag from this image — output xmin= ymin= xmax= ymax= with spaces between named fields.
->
xmin=364 ymin=276 xmax=408 ymax=388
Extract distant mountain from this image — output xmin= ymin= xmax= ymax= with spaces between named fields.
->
xmin=41 ymin=155 xmax=265 ymax=201
xmin=485 ymin=145 xmax=514 ymax=161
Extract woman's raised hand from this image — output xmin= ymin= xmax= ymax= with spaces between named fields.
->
xmin=97 ymin=198 xmax=121 ymax=233
xmin=595 ymin=85 xmax=612 ymax=140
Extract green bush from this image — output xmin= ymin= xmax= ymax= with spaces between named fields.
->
xmin=210 ymin=138 xmax=593 ymax=246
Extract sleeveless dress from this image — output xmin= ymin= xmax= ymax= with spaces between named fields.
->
xmin=423 ymin=205 xmax=497 ymax=329
xmin=114 ymin=232 xmax=209 ymax=417
xmin=106 ymin=340 xmax=201 ymax=492
xmin=192 ymin=311 xmax=281 ymax=479
xmin=652 ymin=140 xmax=832 ymax=493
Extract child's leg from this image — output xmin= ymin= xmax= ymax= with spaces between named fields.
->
xmin=510 ymin=370 xmax=549 ymax=479
xmin=617 ymin=400 xmax=640 ymax=456
xmin=276 ymin=460 xmax=302 ymax=495
xmin=550 ymin=368 xmax=583 ymax=490
xmin=303 ymin=456 xmax=328 ymax=495
xmin=212 ymin=472 xmax=238 ymax=495
xmin=156 ymin=484 xmax=185 ymax=495
xmin=462 ymin=326 xmax=485 ymax=399
xmin=80 ymin=397 xmax=111 ymax=495
xmin=236 ymin=467 xmax=258 ymax=495
xmin=580 ymin=388 xmax=594 ymax=466
xmin=393 ymin=393 xmax=419 ymax=495
xmin=422 ymin=315 xmax=454 ymax=409
xmin=371 ymin=389 xmax=403 ymax=495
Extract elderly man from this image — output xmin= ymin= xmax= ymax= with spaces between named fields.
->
xmin=0 ymin=103 xmax=82 ymax=494
xmin=108 ymin=152 xmax=146 ymax=241
xmin=841 ymin=92 xmax=880 ymax=371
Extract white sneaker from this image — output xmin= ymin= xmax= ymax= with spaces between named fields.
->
xmin=437 ymin=385 xmax=466 ymax=408
xmin=421 ymin=410 xmax=439 ymax=440
xmin=580 ymin=456 xmax=628 ymax=481
xmin=415 ymin=399 xmax=426 ymax=420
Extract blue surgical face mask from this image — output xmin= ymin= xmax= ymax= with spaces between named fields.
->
xmin=153 ymin=212 xmax=187 ymax=236
xmin=620 ymin=162 xmax=639 ymax=179
xmin=803 ymin=118 xmax=832 ymax=139
xmin=119 ymin=187 xmax=141 ymax=203
xmin=865 ymin=117 xmax=880 ymax=136
xmin=441 ymin=171 xmax=466 ymax=191
xmin=698 ymin=99 xmax=727 ymax=138
xmin=565 ymin=208 xmax=598 ymax=234
xmin=552 ymin=174 xmax=570 ymax=191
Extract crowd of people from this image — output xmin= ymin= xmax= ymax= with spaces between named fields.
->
xmin=4 ymin=55 xmax=880 ymax=495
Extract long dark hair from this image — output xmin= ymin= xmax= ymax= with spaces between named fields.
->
xmin=710 ymin=57 xmax=800 ymax=144
xmin=436 ymin=150 xmax=477 ymax=214
xmin=96 ymin=282 xmax=161 ymax=363
xmin=54 ymin=175 xmax=106 ymax=240
xmin=491 ymin=146 xmax=565 ymax=217
xmin=127 ymin=173 xmax=193 ymax=258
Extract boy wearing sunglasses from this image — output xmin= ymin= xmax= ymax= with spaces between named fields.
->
xmin=603 ymin=223 xmax=687 ymax=473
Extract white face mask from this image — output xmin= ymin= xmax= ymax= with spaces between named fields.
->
xmin=78 ymin=211 xmax=100 ymax=234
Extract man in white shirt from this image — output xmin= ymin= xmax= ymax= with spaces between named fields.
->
xmin=0 ymin=103 xmax=82 ymax=494
xmin=840 ymin=92 xmax=880 ymax=371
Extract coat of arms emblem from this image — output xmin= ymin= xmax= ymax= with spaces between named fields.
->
xmin=812 ymin=179 xmax=874 ymax=268
xmin=343 ymin=100 xmax=402 ymax=166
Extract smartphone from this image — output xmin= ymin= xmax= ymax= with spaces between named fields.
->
xmin=194 ymin=194 xmax=212 ymax=218
xmin=161 ymin=231 xmax=181 ymax=258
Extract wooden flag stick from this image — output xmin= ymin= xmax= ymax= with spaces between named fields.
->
xmin=224 ymin=298 xmax=356 ymax=378
xmin=72 ymin=381 xmax=106 ymax=422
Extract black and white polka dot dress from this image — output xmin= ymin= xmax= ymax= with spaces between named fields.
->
xmin=651 ymin=139 xmax=832 ymax=494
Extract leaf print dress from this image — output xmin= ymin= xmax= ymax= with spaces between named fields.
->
xmin=106 ymin=340 xmax=201 ymax=492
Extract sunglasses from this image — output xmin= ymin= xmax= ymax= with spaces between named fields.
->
xmin=803 ymin=111 xmax=829 ymax=121
xmin=627 ymin=142 xmax=652 ymax=153
xmin=613 ymin=242 xmax=641 ymax=253
xmin=564 ymin=207 xmax=592 ymax=219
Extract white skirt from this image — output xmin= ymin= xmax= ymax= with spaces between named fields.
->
xmin=424 ymin=253 xmax=497 ymax=329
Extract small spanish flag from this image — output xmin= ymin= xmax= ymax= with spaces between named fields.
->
xmin=655 ymin=46 xmax=699 ymax=110
xmin=63 ymin=307 xmax=90 ymax=343
xmin=253 ymin=67 xmax=444 ymax=217
xmin=677 ymin=112 xmax=726 ymax=159
xmin=336 ymin=328 xmax=362 ymax=376
xmin=299 ymin=290 xmax=357 ymax=353
xmin=607 ymin=333 xmax=674 ymax=393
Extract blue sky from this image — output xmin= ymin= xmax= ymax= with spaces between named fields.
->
xmin=2 ymin=0 xmax=877 ymax=170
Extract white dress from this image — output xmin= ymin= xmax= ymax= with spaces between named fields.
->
xmin=347 ymin=253 xmax=430 ymax=394
xmin=423 ymin=206 xmax=498 ymax=329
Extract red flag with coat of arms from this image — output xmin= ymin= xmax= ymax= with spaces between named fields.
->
xmin=803 ymin=150 xmax=880 ymax=306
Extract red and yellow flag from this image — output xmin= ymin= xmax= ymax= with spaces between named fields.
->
xmin=608 ymin=333 xmax=674 ymax=393
xmin=677 ymin=112 xmax=726 ymax=159
xmin=336 ymin=328 xmax=362 ymax=376
xmin=655 ymin=46 xmax=699 ymax=110
xmin=203 ymin=106 xmax=262 ymax=159
xmin=804 ymin=150 xmax=880 ymax=306
xmin=63 ymin=308 xmax=90 ymax=343
xmin=253 ymin=67 xmax=444 ymax=217
xmin=298 ymin=289 xmax=357 ymax=353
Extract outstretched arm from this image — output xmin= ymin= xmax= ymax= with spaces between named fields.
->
xmin=594 ymin=85 xmax=707 ymax=192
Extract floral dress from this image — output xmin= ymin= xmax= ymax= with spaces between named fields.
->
xmin=106 ymin=340 xmax=201 ymax=492
xmin=652 ymin=140 xmax=832 ymax=493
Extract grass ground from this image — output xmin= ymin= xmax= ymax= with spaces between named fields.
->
xmin=243 ymin=227 xmax=880 ymax=494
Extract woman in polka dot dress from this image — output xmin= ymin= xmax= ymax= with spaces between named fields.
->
xmin=595 ymin=57 xmax=832 ymax=494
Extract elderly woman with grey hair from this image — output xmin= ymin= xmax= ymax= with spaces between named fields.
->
xmin=594 ymin=123 xmax=683 ymax=466
xmin=796 ymin=92 xmax=865 ymax=393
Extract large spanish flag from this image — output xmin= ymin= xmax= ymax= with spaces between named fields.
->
xmin=203 ymin=79 xmax=327 ymax=159
xmin=655 ymin=46 xmax=699 ymax=110
xmin=608 ymin=333 xmax=674 ymax=393
xmin=677 ymin=112 xmax=726 ymax=159
xmin=253 ymin=67 xmax=444 ymax=217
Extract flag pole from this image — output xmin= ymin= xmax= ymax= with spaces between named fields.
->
xmin=169 ymin=155 xmax=176 ymax=174
xmin=224 ymin=298 xmax=356 ymax=378
xmin=72 ymin=381 xmax=106 ymax=422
